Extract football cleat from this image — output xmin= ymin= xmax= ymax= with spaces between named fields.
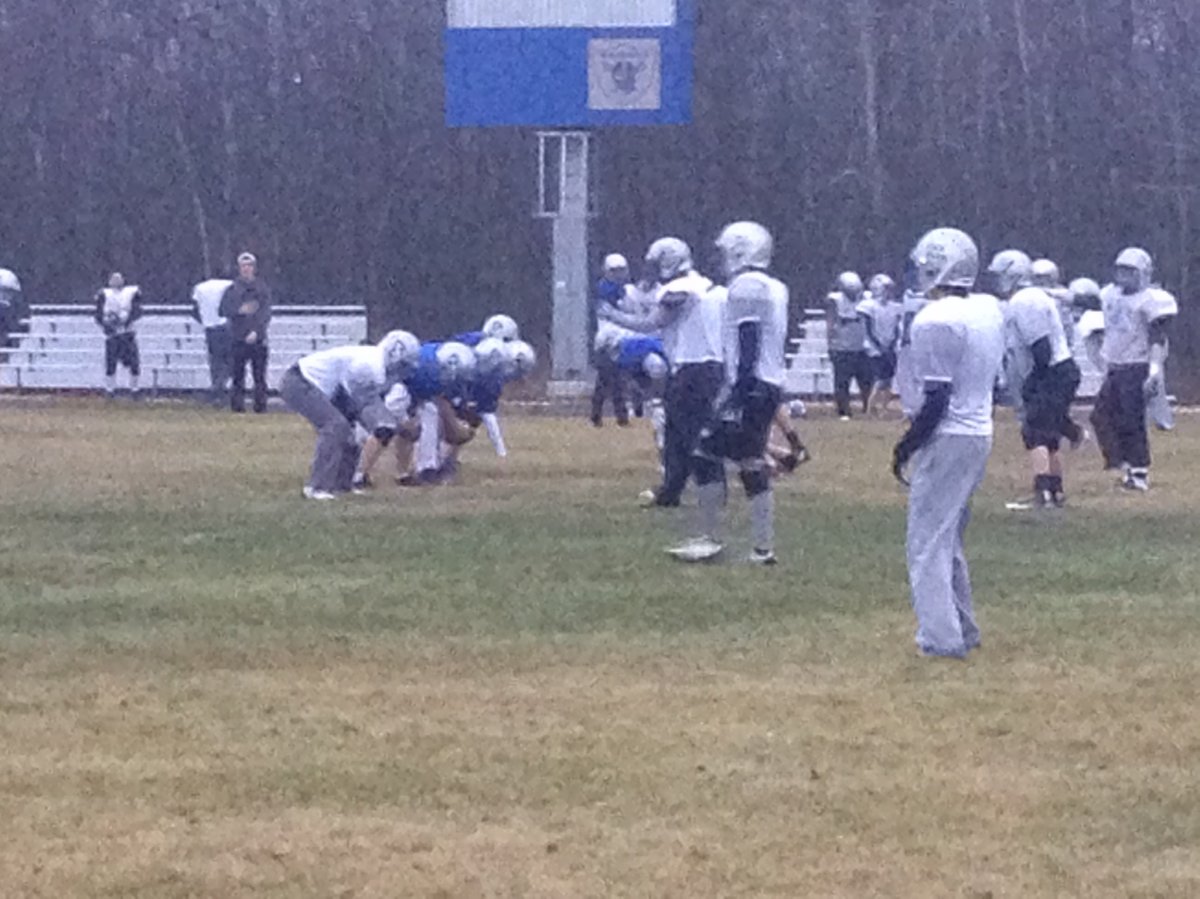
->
xmin=302 ymin=486 xmax=336 ymax=501
xmin=748 ymin=549 xmax=778 ymax=566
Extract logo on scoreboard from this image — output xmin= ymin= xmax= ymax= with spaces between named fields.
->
xmin=587 ymin=39 xmax=662 ymax=111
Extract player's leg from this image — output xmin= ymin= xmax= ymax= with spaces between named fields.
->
xmin=250 ymin=343 xmax=269 ymax=413
xmin=124 ymin=334 xmax=141 ymax=396
xmin=951 ymin=500 xmax=981 ymax=651
xmin=855 ymin=352 xmax=873 ymax=414
xmin=1090 ymin=373 xmax=1121 ymax=470
xmin=229 ymin=343 xmax=248 ymax=412
xmin=590 ymin=356 xmax=611 ymax=426
xmin=831 ymin=352 xmax=852 ymax=419
xmin=1114 ymin=364 xmax=1152 ymax=489
xmin=907 ymin=434 xmax=987 ymax=657
xmin=612 ymin=365 xmax=629 ymax=426
xmin=104 ymin=336 xmax=119 ymax=398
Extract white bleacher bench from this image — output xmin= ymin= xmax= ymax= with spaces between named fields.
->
xmin=2 ymin=304 xmax=366 ymax=394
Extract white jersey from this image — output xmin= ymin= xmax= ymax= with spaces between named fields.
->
xmin=909 ymin=293 xmax=1005 ymax=438
xmin=100 ymin=286 xmax=141 ymax=333
xmin=895 ymin=290 xmax=931 ymax=418
xmin=192 ymin=279 xmax=234 ymax=329
xmin=659 ymin=271 xmax=722 ymax=368
xmin=724 ymin=270 xmax=789 ymax=387
xmin=1077 ymin=309 xmax=1106 ymax=374
xmin=1100 ymin=284 xmax=1178 ymax=366
xmin=1046 ymin=286 xmax=1076 ymax=348
xmin=826 ymin=291 xmax=866 ymax=353
xmin=622 ymin=282 xmax=660 ymax=322
xmin=298 ymin=344 xmax=389 ymax=411
xmin=857 ymin=294 xmax=901 ymax=357
xmin=1005 ymin=286 xmax=1073 ymax=373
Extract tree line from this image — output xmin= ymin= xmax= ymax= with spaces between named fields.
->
xmin=0 ymin=1 xmax=1196 ymax=390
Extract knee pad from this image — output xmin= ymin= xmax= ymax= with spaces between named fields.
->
xmin=740 ymin=466 xmax=771 ymax=498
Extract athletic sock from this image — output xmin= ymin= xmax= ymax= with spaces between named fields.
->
xmin=696 ymin=480 xmax=725 ymax=544
xmin=1034 ymin=474 xmax=1055 ymax=503
xmin=750 ymin=489 xmax=774 ymax=554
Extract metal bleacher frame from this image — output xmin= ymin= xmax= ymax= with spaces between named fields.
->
xmin=1 ymin=303 xmax=367 ymax=395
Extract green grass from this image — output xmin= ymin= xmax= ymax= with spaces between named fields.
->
xmin=0 ymin=398 xmax=1198 ymax=897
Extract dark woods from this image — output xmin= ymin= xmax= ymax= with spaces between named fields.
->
xmin=0 ymin=1 xmax=1196 ymax=387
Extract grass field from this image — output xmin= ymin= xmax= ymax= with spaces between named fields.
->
xmin=1 ymin=398 xmax=1199 ymax=898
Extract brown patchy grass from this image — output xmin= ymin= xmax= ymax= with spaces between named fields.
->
xmin=0 ymin=398 xmax=1199 ymax=897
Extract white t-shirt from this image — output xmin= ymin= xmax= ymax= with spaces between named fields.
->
xmin=909 ymin=293 xmax=1006 ymax=438
xmin=192 ymin=279 xmax=234 ymax=329
xmin=724 ymin=270 xmax=789 ymax=387
xmin=659 ymin=271 xmax=722 ymax=368
xmin=1076 ymin=310 xmax=1106 ymax=374
xmin=1101 ymin=285 xmax=1178 ymax=366
xmin=1005 ymin=286 xmax=1073 ymax=373
xmin=298 ymin=344 xmax=389 ymax=411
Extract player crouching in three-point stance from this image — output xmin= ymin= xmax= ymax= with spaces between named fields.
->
xmin=279 ymin=330 xmax=421 ymax=500
xmin=987 ymin=250 xmax=1083 ymax=510
xmin=892 ymin=229 xmax=1005 ymax=659
xmin=670 ymin=221 xmax=789 ymax=565
xmin=1090 ymin=248 xmax=1177 ymax=492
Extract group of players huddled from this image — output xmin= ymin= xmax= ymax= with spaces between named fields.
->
xmin=281 ymin=315 xmax=535 ymax=501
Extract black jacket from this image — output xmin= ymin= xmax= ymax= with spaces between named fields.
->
xmin=218 ymin=278 xmax=273 ymax=344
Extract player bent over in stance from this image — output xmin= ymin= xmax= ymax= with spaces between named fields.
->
xmin=280 ymin=330 xmax=421 ymax=500
xmin=892 ymin=229 xmax=1005 ymax=659
xmin=987 ymin=250 xmax=1084 ymax=510
xmin=670 ymin=221 xmax=789 ymax=565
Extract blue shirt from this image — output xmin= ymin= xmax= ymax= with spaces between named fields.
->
xmin=451 ymin=330 xmax=485 ymax=348
xmin=616 ymin=336 xmax=666 ymax=372
xmin=404 ymin=342 xmax=445 ymax=401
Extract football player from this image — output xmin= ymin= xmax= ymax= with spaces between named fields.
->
xmin=825 ymin=271 xmax=872 ymax=419
xmin=1090 ymin=248 xmax=1178 ymax=489
xmin=670 ymin=221 xmax=789 ymax=565
xmin=279 ymin=330 xmax=420 ymax=500
xmin=988 ymin=250 xmax=1084 ymax=510
xmin=598 ymin=237 xmax=724 ymax=509
xmin=893 ymin=228 xmax=1005 ymax=659
xmin=94 ymin=272 xmax=143 ymax=398
xmin=859 ymin=273 xmax=903 ymax=415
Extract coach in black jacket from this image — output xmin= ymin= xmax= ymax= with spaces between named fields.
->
xmin=219 ymin=252 xmax=272 ymax=413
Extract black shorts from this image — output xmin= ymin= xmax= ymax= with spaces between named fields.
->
xmin=1021 ymin=358 xmax=1081 ymax=451
xmin=105 ymin=332 xmax=140 ymax=376
xmin=699 ymin=380 xmax=782 ymax=463
xmin=872 ymin=352 xmax=897 ymax=385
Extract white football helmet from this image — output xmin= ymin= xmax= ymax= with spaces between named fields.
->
xmin=0 ymin=269 xmax=20 ymax=292
xmin=1069 ymin=277 xmax=1101 ymax=300
xmin=378 ymin=330 xmax=421 ymax=377
xmin=1031 ymin=258 xmax=1061 ymax=287
xmin=1114 ymin=247 xmax=1153 ymax=291
xmin=645 ymin=237 xmax=693 ymax=283
xmin=642 ymin=351 xmax=669 ymax=382
xmin=508 ymin=340 xmax=537 ymax=378
xmin=987 ymin=250 xmax=1033 ymax=297
xmin=435 ymin=341 xmax=477 ymax=384
xmin=473 ymin=336 xmax=510 ymax=378
xmin=482 ymin=314 xmax=520 ymax=342
xmin=835 ymin=271 xmax=864 ymax=299
xmin=867 ymin=273 xmax=896 ymax=301
xmin=715 ymin=221 xmax=773 ymax=277
xmin=909 ymin=228 xmax=979 ymax=292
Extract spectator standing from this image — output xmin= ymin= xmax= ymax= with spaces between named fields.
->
xmin=219 ymin=252 xmax=272 ymax=413
xmin=191 ymin=276 xmax=234 ymax=406
xmin=94 ymin=272 xmax=143 ymax=398
xmin=0 ymin=268 xmax=23 ymax=357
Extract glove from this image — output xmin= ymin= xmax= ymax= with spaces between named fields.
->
xmin=891 ymin=440 xmax=914 ymax=488
xmin=1144 ymin=364 xmax=1163 ymax=399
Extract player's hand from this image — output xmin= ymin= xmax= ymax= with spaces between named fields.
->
xmin=595 ymin=304 xmax=616 ymax=322
xmin=1144 ymin=364 xmax=1163 ymax=399
xmin=245 ymin=331 xmax=258 ymax=345
xmin=891 ymin=442 xmax=913 ymax=488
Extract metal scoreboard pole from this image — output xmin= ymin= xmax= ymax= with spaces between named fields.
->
xmin=538 ymin=131 xmax=592 ymax=387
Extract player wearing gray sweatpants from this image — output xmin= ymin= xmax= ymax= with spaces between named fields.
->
xmin=279 ymin=365 xmax=359 ymax=494
xmin=906 ymin=434 xmax=990 ymax=655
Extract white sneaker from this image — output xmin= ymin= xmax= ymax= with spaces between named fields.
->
xmin=838 ymin=415 xmax=851 ymax=422
xmin=748 ymin=548 xmax=777 ymax=565
xmin=302 ymin=486 xmax=336 ymax=501
xmin=667 ymin=537 xmax=724 ymax=563
xmin=637 ymin=489 xmax=658 ymax=508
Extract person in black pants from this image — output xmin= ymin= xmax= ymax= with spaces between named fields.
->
xmin=219 ymin=252 xmax=272 ymax=413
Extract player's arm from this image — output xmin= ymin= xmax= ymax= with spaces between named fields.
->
xmin=190 ymin=290 xmax=203 ymax=325
xmin=893 ymin=380 xmax=951 ymax=484
xmin=599 ymin=292 xmax=683 ymax=333
xmin=480 ymin=413 xmax=507 ymax=457
xmin=892 ymin=320 xmax=959 ymax=484
xmin=862 ymin=311 xmax=884 ymax=354
xmin=128 ymin=290 xmax=143 ymax=326
xmin=94 ymin=291 xmax=106 ymax=329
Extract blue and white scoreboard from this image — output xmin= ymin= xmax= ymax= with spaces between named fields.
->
xmin=445 ymin=0 xmax=694 ymax=127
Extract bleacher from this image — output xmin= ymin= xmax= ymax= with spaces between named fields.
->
xmin=1 ymin=304 xmax=367 ymax=392
xmin=783 ymin=308 xmax=1105 ymax=399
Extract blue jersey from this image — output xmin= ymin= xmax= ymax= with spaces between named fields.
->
xmin=615 ymin=336 xmax=665 ymax=372
xmin=451 ymin=330 xmax=485 ymax=348
xmin=467 ymin=375 xmax=506 ymax=414
xmin=404 ymin=342 xmax=445 ymax=401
